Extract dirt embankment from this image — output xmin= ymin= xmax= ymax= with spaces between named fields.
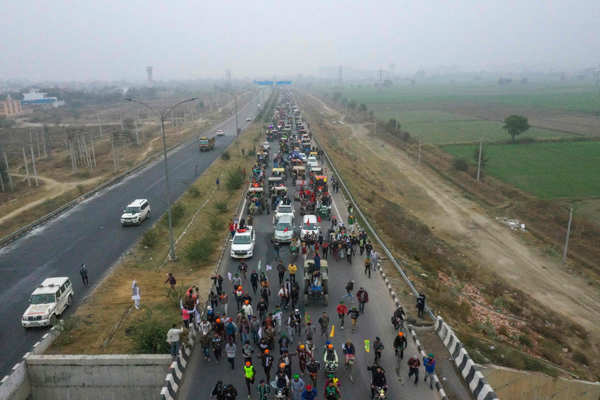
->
xmin=302 ymin=92 xmax=599 ymax=380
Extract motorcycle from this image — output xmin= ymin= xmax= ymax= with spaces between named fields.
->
xmin=324 ymin=360 xmax=338 ymax=377
xmin=372 ymin=385 xmax=388 ymax=400
xmin=270 ymin=381 xmax=289 ymax=399
xmin=391 ymin=315 xmax=404 ymax=331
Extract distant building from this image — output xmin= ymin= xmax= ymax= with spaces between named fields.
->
xmin=146 ymin=66 xmax=153 ymax=83
xmin=21 ymin=89 xmax=64 ymax=108
xmin=0 ymin=95 xmax=23 ymax=117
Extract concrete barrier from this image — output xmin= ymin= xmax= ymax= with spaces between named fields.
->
xmin=26 ymin=354 xmax=171 ymax=400
xmin=435 ymin=317 xmax=498 ymax=400
xmin=480 ymin=364 xmax=600 ymax=400
xmin=0 ymin=362 xmax=30 ymax=400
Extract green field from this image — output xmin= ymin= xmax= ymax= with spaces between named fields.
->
xmin=442 ymin=141 xmax=600 ymax=199
xmin=332 ymin=84 xmax=600 ymax=114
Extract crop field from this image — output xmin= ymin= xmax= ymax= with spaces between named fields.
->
xmin=336 ymin=83 xmax=600 ymax=114
xmin=442 ymin=141 xmax=600 ymax=199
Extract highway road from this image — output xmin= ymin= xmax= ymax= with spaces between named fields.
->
xmin=0 ymin=92 xmax=263 ymax=378
xmin=179 ymin=119 xmax=439 ymax=400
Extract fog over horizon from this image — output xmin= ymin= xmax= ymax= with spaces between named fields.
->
xmin=2 ymin=0 xmax=599 ymax=82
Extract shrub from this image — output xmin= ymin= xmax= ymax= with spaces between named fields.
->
xmin=166 ymin=286 xmax=188 ymax=308
xmin=456 ymin=300 xmax=472 ymax=322
xmin=518 ymin=335 xmax=533 ymax=347
xmin=214 ymin=201 xmax=228 ymax=214
xmin=248 ymin=149 xmax=256 ymax=157
xmin=453 ymin=158 xmax=469 ymax=172
xmin=497 ymin=325 xmax=508 ymax=337
xmin=221 ymin=151 xmax=231 ymax=160
xmin=185 ymin=238 xmax=215 ymax=263
xmin=162 ymin=203 xmax=185 ymax=227
xmin=132 ymin=318 xmax=170 ymax=354
xmin=226 ymin=168 xmax=244 ymax=191
xmin=141 ymin=229 xmax=159 ymax=248
xmin=188 ymin=186 xmax=201 ymax=198
xmin=209 ymin=215 xmax=222 ymax=232
xmin=52 ymin=316 xmax=80 ymax=346
xmin=573 ymin=351 xmax=589 ymax=365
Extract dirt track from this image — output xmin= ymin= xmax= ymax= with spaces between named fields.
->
xmin=310 ymin=94 xmax=600 ymax=340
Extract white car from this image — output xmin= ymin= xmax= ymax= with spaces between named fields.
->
xmin=307 ymin=156 xmax=318 ymax=164
xmin=262 ymin=141 xmax=270 ymax=151
xmin=246 ymin=116 xmax=253 ymax=121
xmin=231 ymin=226 xmax=256 ymax=259
xmin=120 ymin=199 xmax=151 ymax=226
xmin=22 ymin=277 xmax=74 ymax=328
xmin=300 ymin=215 xmax=320 ymax=239
xmin=216 ymin=129 xmax=225 ymax=136
xmin=273 ymin=203 xmax=295 ymax=224
xmin=273 ymin=214 xmax=294 ymax=244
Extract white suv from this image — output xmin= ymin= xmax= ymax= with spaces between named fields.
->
xmin=231 ymin=226 xmax=256 ymax=259
xmin=120 ymin=199 xmax=151 ymax=226
xmin=22 ymin=277 xmax=74 ymax=328
xmin=301 ymin=215 xmax=320 ymax=239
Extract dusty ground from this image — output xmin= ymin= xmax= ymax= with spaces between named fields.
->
xmin=310 ymin=94 xmax=600 ymax=342
xmin=356 ymin=122 xmax=600 ymax=337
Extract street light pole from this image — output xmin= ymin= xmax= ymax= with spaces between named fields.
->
xmin=126 ymin=97 xmax=198 ymax=261
xmin=234 ymin=94 xmax=239 ymax=136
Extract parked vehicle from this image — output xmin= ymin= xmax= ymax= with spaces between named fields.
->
xmin=22 ymin=277 xmax=74 ymax=328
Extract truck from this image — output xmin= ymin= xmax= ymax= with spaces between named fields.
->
xmin=199 ymin=136 xmax=215 ymax=151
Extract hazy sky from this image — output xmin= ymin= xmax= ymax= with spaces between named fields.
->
xmin=2 ymin=0 xmax=599 ymax=81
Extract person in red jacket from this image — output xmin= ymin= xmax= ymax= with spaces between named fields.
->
xmin=336 ymin=301 xmax=348 ymax=330
xmin=356 ymin=287 xmax=369 ymax=314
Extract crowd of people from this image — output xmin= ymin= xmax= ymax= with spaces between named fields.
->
xmin=164 ymin=100 xmax=436 ymax=400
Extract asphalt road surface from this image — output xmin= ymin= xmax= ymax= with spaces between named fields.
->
xmin=0 ymin=93 xmax=262 ymax=378
xmin=180 ymin=133 xmax=440 ymax=400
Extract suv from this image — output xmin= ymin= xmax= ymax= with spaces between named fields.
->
xmin=301 ymin=215 xmax=320 ymax=239
xmin=120 ymin=199 xmax=151 ymax=226
xmin=231 ymin=226 xmax=256 ymax=259
xmin=22 ymin=277 xmax=74 ymax=328
xmin=273 ymin=214 xmax=294 ymax=243
xmin=273 ymin=203 xmax=295 ymax=225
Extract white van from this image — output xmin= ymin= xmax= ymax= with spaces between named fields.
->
xmin=22 ymin=277 xmax=74 ymax=328
xmin=300 ymin=215 xmax=320 ymax=239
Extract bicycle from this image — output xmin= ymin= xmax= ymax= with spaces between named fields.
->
xmin=345 ymin=354 xmax=355 ymax=383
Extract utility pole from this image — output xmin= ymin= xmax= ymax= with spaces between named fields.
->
xmin=111 ymin=132 xmax=117 ymax=171
xmin=126 ymin=97 xmax=198 ymax=261
xmin=476 ymin=138 xmax=483 ymax=183
xmin=22 ymin=147 xmax=31 ymax=187
xmin=30 ymin=145 xmax=39 ymax=186
xmin=3 ymin=152 xmax=14 ymax=191
xmin=234 ymin=94 xmax=239 ymax=136
xmin=562 ymin=207 xmax=573 ymax=263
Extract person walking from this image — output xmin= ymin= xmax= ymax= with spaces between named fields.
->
xmin=356 ymin=287 xmax=369 ymax=314
xmin=394 ymin=332 xmax=408 ymax=376
xmin=79 ymin=263 xmax=89 ymax=287
xmin=164 ymin=272 xmax=176 ymax=290
xmin=250 ymin=270 xmax=259 ymax=294
xmin=219 ymin=292 xmax=229 ymax=317
xmin=291 ymin=374 xmax=306 ymax=400
xmin=277 ymin=262 xmax=286 ymax=286
xmin=131 ymin=280 xmax=141 ymax=310
xmin=273 ymin=240 xmax=281 ymax=260
xmin=261 ymin=349 xmax=274 ymax=382
xmin=336 ymin=301 xmax=348 ymax=330
xmin=417 ymin=293 xmax=426 ymax=318
xmin=226 ymin=337 xmax=237 ymax=370
xmin=256 ymin=379 xmax=271 ymax=400
xmin=364 ymin=256 xmax=372 ymax=278
xmin=408 ymin=354 xmax=421 ymax=385
xmin=166 ymin=324 xmax=184 ymax=360
xmin=318 ymin=312 xmax=330 ymax=337
xmin=212 ymin=332 xmax=223 ymax=362
xmin=423 ymin=354 xmax=436 ymax=390
xmin=244 ymin=360 xmax=256 ymax=398
xmin=373 ymin=337 xmax=384 ymax=365
xmin=301 ymin=384 xmax=317 ymax=400
xmin=216 ymin=176 xmax=220 ymax=190
xmin=348 ymin=306 xmax=360 ymax=332
xmin=288 ymin=262 xmax=298 ymax=283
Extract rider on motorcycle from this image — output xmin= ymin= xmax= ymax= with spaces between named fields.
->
xmin=392 ymin=306 xmax=406 ymax=330
xmin=273 ymin=363 xmax=290 ymax=396
xmin=367 ymin=364 xmax=388 ymax=399
xmin=342 ymin=340 xmax=356 ymax=366
xmin=322 ymin=342 xmax=339 ymax=373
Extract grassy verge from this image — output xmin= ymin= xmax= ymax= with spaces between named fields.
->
xmin=300 ymin=93 xmax=598 ymax=381
xmin=47 ymin=121 xmax=264 ymax=355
